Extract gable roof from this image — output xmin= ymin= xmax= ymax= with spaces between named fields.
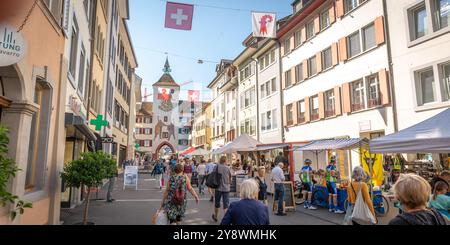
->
xmin=153 ymin=73 xmax=180 ymax=87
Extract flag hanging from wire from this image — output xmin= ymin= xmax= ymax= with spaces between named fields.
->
xmin=188 ymin=90 xmax=200 ymax=102
xmin=165 ymin=2 xmax=194 ymax=31
xmin=252 ymin=12 xmax=276 ymax=38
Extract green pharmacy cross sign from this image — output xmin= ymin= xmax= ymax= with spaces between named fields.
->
xmin=90 ymin=114 xmax=108 ymax=131
xmin=135 ymin=143 xmax=140 ymax=150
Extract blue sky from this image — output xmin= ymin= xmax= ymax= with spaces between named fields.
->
xmin=128 ymin=0 xmax=293 ymax=101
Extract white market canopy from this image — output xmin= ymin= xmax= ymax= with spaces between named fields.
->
xmin=370 ymin=109 xmax=450 ymax=153
xmin=189 ymin=148 xmax=211 ymax=156
xmin=214 ymin=134 xmax=262 ymax=154
xmin=293 ymin=138 xmax=369 ymax=151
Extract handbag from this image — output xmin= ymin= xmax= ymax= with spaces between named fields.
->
xmin=343 ymin=204 xmax=354 ymax=225
xmin=206 ymin=165 xmax=220 ymax=189
xmin=351 ymin=183 xmax=377 ymax=225
xmin=152 ymin=209 xmax=168 ymax=225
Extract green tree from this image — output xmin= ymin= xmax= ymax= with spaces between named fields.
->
xmin=60 ymin=151 xmax=117 ymax=225
xmin=0 ymin=125 xmax=32 ymax=220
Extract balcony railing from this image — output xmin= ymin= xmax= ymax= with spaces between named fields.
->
xmin=351 ymin=103 xmax=365 ymax=112
xmin=325 ymin=110 xmax=335 ymax=118
xmin=368 ymin=98 xmax=381 ymax=108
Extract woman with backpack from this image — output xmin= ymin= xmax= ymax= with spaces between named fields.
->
xmin=160 ymin=164 xmax=199 ymax=225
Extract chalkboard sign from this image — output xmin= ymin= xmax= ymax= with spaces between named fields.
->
xmin=273 ymin=182 xmax=296 ymax=212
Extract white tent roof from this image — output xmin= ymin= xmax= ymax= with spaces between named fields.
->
xmin=214 ymin=134 xmax=262 ymax=154
xmin=189 ymin=148 xmax=211 ymax=156
xmin=370 ymin=109 xmax=450 ymax=153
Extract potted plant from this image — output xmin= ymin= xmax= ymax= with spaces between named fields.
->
xmin=60 ymin=151 xmax=117 ymax=225
xmin=0 ymin=125 xmax=32 ymax=220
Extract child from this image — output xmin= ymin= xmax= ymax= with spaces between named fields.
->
xmin=428 ymin=181 xmax=450 ymax=219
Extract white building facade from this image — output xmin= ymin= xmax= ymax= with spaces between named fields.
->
xmin=280 ymin=0 xmax=395 ymax=175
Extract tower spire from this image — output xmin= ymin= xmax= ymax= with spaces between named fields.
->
xmin=163 ymin=57 xmax=172 ymax=74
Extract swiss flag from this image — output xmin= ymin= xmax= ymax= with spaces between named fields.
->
xmin=188 ymin=90 xmax=200 ymax=102
xmin=165 ymin=2 xmax=194 ymax=31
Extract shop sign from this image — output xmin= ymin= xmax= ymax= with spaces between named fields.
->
xmin=359 ymin=120 xmax=371 ymax=132
xmin=68 ymin=95 xmax=87 ymax=120
xmin=0 ymin=24 xmax=27 ymax=67
xmin=101 ymin=137 xmax=114 ymax=143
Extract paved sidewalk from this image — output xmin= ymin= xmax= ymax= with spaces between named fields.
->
xmin=61 ymin=173 xmax=397 ymax=225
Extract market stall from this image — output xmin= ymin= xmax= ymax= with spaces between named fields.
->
xmin=213 ymin=134 xmax=263 ymax=195
xmin=370 ymin=108 xmax=450 ymax=183
xmin=256 ymin=143 xmax=290 ymax=194
xmin=293 ymin=138 xmax=371 ymax=210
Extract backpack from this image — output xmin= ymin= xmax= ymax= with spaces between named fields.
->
xmin=172 ymin=177 xmax=185 ymax=206
xmin=206 ymin=165 xmax=220 ymax=189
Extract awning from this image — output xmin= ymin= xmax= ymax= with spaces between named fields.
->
xmin=370 ymin=108 xmax=450 ymax=153
xmin=179 ymin=147 xmax=196 ymax=155
xmin=214 ymin=134 xmax=262 ymax=154
xmin=65 ymin=113 xmax=97 ymax=141
xmin=256 ymin=143 xmax=290 ymax=151
xmin=293 ymin=138 xmax=369 ymax=151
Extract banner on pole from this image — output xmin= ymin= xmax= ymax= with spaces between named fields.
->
xmin=252 ymin=12 xmax=276 ymax=38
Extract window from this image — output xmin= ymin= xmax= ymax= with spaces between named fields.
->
xmin=308 ymin=56 xmax=317 ymax=76
xmin=322 ymin=48 xmax=332 ymax=70
xmin=297 ymin=100 xmax=306 ymax=123
xmin=344 ymin=0 xmax=366 ymax=14
xmin=367 ymin=75 xmax=381 ymax=108
xmin=69 ymin=17 xmax=79 ymax=78
xmin=351 ymin=79 xmax=366 ymax=111
xmin=260 ymin=50 xmax=276 ymax=70
xmin=285 ymin=70 xmax=292 ymax=88
xmin=25 ymin=81 xmax=50 ymax=192
xmin=294 ymin=30 xmax=302 ymax=47
xmin=164 ymin=116 xmax=168 ymax=122
xmin=261 ymin=78 xmax=277 ymax=98
xmin=442 ymin=62 xmax=450 ymax=101
xmin=320 ymin=10 xmax=330 ymax=30
xmin=362 ymin=23 xmax=376 ymax=51
xmin=325 ymin=90 xmax=335 ymax=118
xmin=284 ymin=38 xmax=291 ymax=55
xmin=43 ymin=0 xmax=63 ymax=22
xmin=261 ymin=109 xmax=277 ymax=132
xmin=296 ymin=64 xmax=303 ymax=82
xmin=348 ymin=31 xmax=361 ymax=58
xmin=410 ymin=3 xmax=428 ymax=40
xmin=144 ymin=140 xmax=151 ymax=147
xmin=416 ymin=68 xmax=436 ymax=105
xmin=310 ymin=96 xmax=319 ymax=121
xmin=162 ymin=132 xmax=169 ymax=139
xmin=77 ymin=47 xmax=86 ymax=95
xmin=306 ymin=20 xmax=315 ymax=40
xmin=145 ymin=128 xmax=151 ymax=135
xmin=240 ymin=118 xmax=256 ymax=135
xmin=434 ymin=0 xmax=450 ymax=30
xmin=286 ymin=104 xmax=294 ymax=125
xmin=240 ymin=62 xmax=255 ymax=81
xmin=241 ymin=86 xmax=256 ymax=108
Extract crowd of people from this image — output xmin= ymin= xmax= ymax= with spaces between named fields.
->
xmin=147 ymin=152 xmax=448 ymax=225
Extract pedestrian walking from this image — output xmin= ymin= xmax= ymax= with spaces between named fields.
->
xmin=389 ymin=174 xmax=447 ymax=225
xmin=106 ymin=168 xmax=118 ymax=203
xmin=205 ymin=159 xmax=216 ymax=202
xmin=212 ymin=156 xmax=232 ymax=223
xmin=184 ymin=159 xmax=193 ymax=180
xmin=160 ymin=164 xmax=199 ymax=225
xmin=255 ymin=166 xmax=268 ymax=204
xmin=345 ymin=166 xmax=377 ymax=225
xmin=154 ymin=160 xmax=165 ymax=189
xmin=271 ymin=162 xmax=286 ymax=216
xmin=220 ymin=179 xmax=270 ymax=225
xmin=197 ymin=160 xmax=207 ymax=195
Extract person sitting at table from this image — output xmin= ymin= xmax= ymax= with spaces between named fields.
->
xmin=326 ymin=156 xmax=344 ymax=214
xmin=301 ymin=159 xmax=317 ymax=210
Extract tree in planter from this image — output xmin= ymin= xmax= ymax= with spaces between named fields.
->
xmin=60 ymin=151 xmax=117 ymax=225
xmin=0 ymin=125 xmax=33 ymax=220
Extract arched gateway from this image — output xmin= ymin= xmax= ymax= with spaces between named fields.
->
xmin=154 ymin=141 xmax=176 ymax=159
